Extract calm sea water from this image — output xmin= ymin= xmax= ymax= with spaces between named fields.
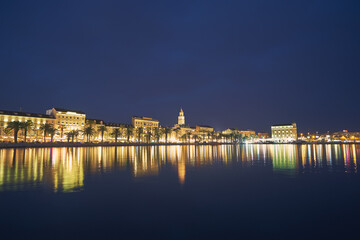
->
xmin=0 ymin=144 xmax=359 ymax=239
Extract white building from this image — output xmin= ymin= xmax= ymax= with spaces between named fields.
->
xmin=271 ymin=123 xmax=297 ymax=142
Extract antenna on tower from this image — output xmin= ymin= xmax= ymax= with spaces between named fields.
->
xmin=19 ymin=106 xmax=23 ymax=112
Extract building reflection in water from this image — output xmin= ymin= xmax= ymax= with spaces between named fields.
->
xmin=0 ymin=144 xmax=359 ymax=192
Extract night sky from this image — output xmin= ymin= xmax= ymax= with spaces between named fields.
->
xmin=1 ymin=0 xmax=359 ymax=133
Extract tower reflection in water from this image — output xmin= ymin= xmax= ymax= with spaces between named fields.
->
xmin=0 ymin=144 xmax=359 ymax=192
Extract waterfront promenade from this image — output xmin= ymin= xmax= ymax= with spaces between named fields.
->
xmin=0 ymin=141 xmax=358 ymax=149
xmin=0 ymin=141 xmax=225 ymax=149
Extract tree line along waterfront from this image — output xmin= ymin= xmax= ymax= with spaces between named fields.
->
xmin=2 ymin=120 xmax=250 ymax=144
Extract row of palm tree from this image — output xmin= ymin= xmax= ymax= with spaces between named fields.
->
xmin=39 ymin=123 xmax=57 ymax=142
xmin=4 ymin=121 xmax=58 ymax=143
xmin=3 ymin=120 xmax=250 ymax=144
xmin=66 ymin=125 xmax=188 ymax=143
xmin=65 ymin=130 xmax=80 ymax=142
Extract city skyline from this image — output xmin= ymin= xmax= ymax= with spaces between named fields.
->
xmin=1 ymin=0 xmax=359 ymax=132
xmin=1 ymin=106 xmax=359 ymax=144
xmin=1 ymin=106 xmax=265 ymax=132
xmin=0 ymin=105 xmax=357 ymax=134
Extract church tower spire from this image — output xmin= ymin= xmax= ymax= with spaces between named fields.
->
xmin=178 ymin=108 xmax=185 ymax=126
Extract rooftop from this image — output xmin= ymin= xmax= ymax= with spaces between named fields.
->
xmin=196 ymin=125 xmax=213 ymax=128
xmin=271 ymin=123 xmax=294 ymax=127
xmin=132 ymin=116 xmax=159 ymax=122
xmin=86 ymin=119 xmax=105 ymax=124
xmin=53 ymin=108 xmax=85 ymax=114
xmin=105 ymin=123 xmax=131 ymax=127
xmin=0 ymin=109 xmax=54 ymax=119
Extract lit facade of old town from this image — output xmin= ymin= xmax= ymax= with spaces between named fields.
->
xmin=0 ymin=107 xmax=359 ymax=144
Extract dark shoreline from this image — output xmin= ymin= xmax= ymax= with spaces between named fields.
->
xmin=0 ymin=141 xmax=358 ymax=149
xmin=0 ymin=142 xmax=223 ymax=149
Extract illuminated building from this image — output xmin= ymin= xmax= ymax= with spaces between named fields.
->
xmin=86 ymin=119 xmax=105 ymax=141
xmin=222 ymin=128 xmax=239 ymax=135
xmin=222 ymin=129 xmax=256 ymax=139
xmin=178 ymin=108 xmax=185 ymax=126
xmin=196 ymin=125 xmax=214 ymax=132
xmin=258 ymin=132 xmax=270 ymax=139
xmin=105 ymin=123 xmax=131 ymax=142
xmin=271 ymin=123 xmax=297 ymax=142
xmin=173 ymin=108 xmax=195 ymax=141
xmin=132 ymin=116 xmax=159 ymax=128
xmin=46 ymin=108 xmax=86 ymax=132
xmin=221 ymin=128 xmax=240 ymax=142
xmin=221 ymin=128 xmax=240 ymax=137
xmin=0 ymin=107 xmax=86 ymax=142
xmin=331 ymin=131 xmax=360 ymax=143
xmin=86 ymin=119 xmax=131 ymax=142
xmin=239 ymin=130 xmax=256 ymax=137
xmin=106 ymin=122 xmax=130 ymax=131
xmin=0 ymin=109 xmax=55 ymax=142
xmin=172 ymin=126 xmax=195 ymax=141
xmin=86 ymin=118 xmax=105 ymax=128
xmin=172 ymin=126 xmax=195 ymax=142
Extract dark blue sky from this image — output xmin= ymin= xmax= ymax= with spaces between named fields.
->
xmin=1 ymin=0 xmax=359 ymax=132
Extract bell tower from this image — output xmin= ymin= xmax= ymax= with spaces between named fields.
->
xmin=178 ymin=108 xmax=185 ymax=126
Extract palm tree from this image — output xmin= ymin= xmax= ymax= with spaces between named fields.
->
xmin=186 ymin=132 xmax=192 ymax=143
xmin=181 ymin=134 xmax=187 ymax=143
xmin=136 ymin=127 xmax=144 ymax=142
xmin=111 ymin=128 xmax=121 ymax=143
xmin=3 ymin=127 xmax=12 ymax=142
xmin=65 ymin=131 xmax=72 ymax=142
xmin=73 ymin=130 xmax=79 ymax=142
xmin=6 ymin=121 xmax=22 ymax=143
xmin=193 ymin=133 xmax=200 ymax=143
xmin=235 ymin=133 xmax=241 ymax=143
xmin=119 ymin=125 xmax=126 ymax=139
xmin=48 ymin=127 xmax=57 ymax=142
xmin=83 ymin=126 xmax=95 ymax=142
xmin=201 ymin=133 xmax=207 ymax=142
xmin=207 ymin=131 xmax=212 ymax=142
xmin=216 ymin=133 xmax=223 ymax=143
xmin=125 ymin=126 xmax=133 ymax=142
xmin=163 ymin=127 xmax=172 ymax=143
xmin=58 ymin=124 xmax=65 ymax=139
xmin=174 ymin=128 xmax=180 ymax=141
xmin=153 ymin=127 xmax=162 ymax=143
xmin=145 ymin=127 xmax=153 ymax=143
xmin=39 ymin=123 xmax=53 ymax=142
xmin=70 ymin=130 xmax=76 ymax=142
xmin=211 ymin=131 xmax=216 ymax=143
xmin=98 ymin=125 xmax=107 ymax=142
xmin=223 ymin=134 xmax=228 ymax=143
xmin=20 ymin=120 xmax=33 ymax=143
xmin=230 ymin=132 xmax=235 ymax=143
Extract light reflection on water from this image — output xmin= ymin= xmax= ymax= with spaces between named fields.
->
xmin=0 ymin=144 xmax=359 ymax=192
